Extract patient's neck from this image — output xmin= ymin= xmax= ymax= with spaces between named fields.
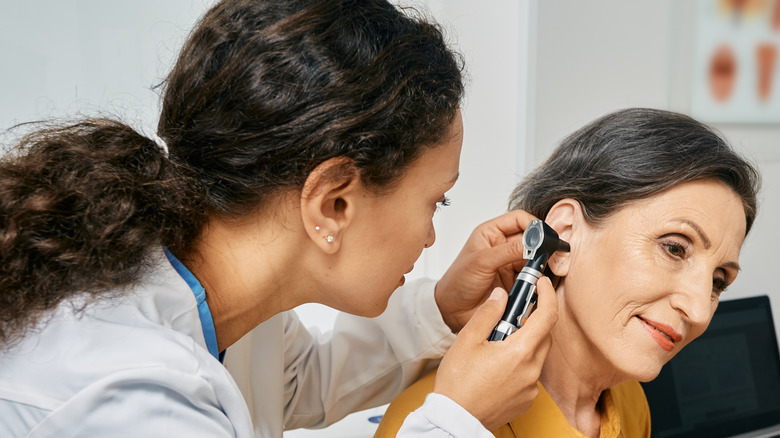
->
xmin=539 ymin=304 xmax=625 ymax=438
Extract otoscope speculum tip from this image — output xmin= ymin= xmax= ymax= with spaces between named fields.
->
xmin=522 ymin=219 xmax=570 ymax=261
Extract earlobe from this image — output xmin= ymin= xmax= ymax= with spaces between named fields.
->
xmin=544 ymin=199 xmax=582 ymax=277
xmin=300 ymin=157 xmax=360 ymax=253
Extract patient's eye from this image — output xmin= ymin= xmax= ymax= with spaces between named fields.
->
xmin=659 ymin=233 xmax=692 ymax=260
xmin=712 ymin=277 xmax=728 ymax=295
xmin=663 ymin=241 xmax=686 ymax=258
xmin=713 ymin=267 xmax=731 ymax=296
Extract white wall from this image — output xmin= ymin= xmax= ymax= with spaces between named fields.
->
xmin=0 ymin=1 xmax=213 ymax=136
xmin=411 ymin=0 xmax=534 ymax=279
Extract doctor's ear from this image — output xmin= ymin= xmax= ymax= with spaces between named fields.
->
xmin=543 ymin=199 xmax=583 ymax=277
xmin=300 ymin=157 xmax=360 ymax=253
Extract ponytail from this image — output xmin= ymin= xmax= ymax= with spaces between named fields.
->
xmin=0 ymin=119 xmax=206 ymax=348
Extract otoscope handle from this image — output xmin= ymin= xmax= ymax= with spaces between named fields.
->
xmin=488 ymin=266 xmax=542 ymax=341
xmin=488 ymin=219 xmax=569 ymax=341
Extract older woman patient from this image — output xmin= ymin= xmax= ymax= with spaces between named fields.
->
xmin=376 ymin=107 xmax=760 ymax=438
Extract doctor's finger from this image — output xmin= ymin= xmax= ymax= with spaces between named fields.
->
xmin=471 ymin=236 xmax=528 ymax=275
xmin=510 ymin=277 xmax=558 ymax=346
xmin=456 ymin=288 xmax=508 ymax=343
xmin=483 ymin=209 xmax=539 ymax=239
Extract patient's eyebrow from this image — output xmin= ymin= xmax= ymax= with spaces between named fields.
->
xmin=675 ymin=218 xmax=741 ymax=272
xmin=677 ymin=219 xmax=711 ymax=249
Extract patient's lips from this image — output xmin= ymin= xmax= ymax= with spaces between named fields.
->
xmin=709 ymin=44 xmax=737 ymax=102
xmin=637 ymin=316 xmax=682 ymax=352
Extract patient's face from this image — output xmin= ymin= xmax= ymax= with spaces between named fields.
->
xmin=561 ymin=179 xmax=746 ymax=381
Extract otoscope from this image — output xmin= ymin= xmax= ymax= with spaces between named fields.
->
xmin=488 ymin=219 xmax=570 ymax=342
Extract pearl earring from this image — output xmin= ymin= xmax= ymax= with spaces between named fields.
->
xmin=315 ymin=226 xmax=332 ymax=243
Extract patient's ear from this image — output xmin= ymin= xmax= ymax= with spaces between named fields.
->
xmin=544 ymin=199 xmax=582 ymax=277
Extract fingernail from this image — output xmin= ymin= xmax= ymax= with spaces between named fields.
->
xmin=488 ymin=288 xmax=503 ymax=301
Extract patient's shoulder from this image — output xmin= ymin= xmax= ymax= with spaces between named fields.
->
xmin=609 ymin=380 xmax=651 ymax=437
xmin=374 ymin=369 xmax=437 ymax=436
xmin=610 ymin=380 xmax=648 ymax=409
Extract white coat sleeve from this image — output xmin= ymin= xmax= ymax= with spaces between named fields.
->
xmin=18 ymin=367 xmax=246 ymax=438
xmin=396 ymin=393 xmax=493 ymax=437
xmin=282 ymin=278 xmax=458 ymax=429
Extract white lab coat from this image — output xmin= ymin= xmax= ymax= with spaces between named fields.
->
xmin=0 ymin=248 xmax=491 ymax=437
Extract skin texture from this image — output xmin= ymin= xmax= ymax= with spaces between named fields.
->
xmin=540 ymin=179 xmax=746 ymax=437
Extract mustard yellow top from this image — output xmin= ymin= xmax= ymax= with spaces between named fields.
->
xmin=374 ymin=370 xmax=651 ymax=437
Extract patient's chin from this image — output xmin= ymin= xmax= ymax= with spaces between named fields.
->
xmin=627 ymin=362 xmax=665 ymax=383
xmin=636 ymin=370 xmax=662 ymax=383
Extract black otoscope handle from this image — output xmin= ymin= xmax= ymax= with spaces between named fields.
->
xmin=488 ymin=257 xmax=545 ymax=342
xmin=487 ymin=219 xmax=569 ymax=342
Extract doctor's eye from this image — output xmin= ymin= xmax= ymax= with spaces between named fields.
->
xmin=435 ymin=196 xmax=451 ymax=212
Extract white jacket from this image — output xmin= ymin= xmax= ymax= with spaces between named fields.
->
xmin=0 ymin=248 xmax=491 ymax=437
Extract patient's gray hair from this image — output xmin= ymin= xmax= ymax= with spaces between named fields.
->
xmin=509 ymin=107 xmax=760 ymax=235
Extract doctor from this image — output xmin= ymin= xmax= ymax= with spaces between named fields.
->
xmin=0 ymin=0 xmax=556 ymax=436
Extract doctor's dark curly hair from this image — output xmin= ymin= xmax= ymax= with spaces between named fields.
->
xmin=0 ymin=0 xmax=464 ymax=348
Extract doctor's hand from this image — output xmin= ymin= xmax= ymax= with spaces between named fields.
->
xmin=435 ymin=209 xmax=537 ymax=333
xmin=433 ymin=277 xmax=557 ymax=431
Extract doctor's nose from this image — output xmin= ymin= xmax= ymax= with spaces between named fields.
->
xmin=424 ymin=224 xmax=436 ymax=249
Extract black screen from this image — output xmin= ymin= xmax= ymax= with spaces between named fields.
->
xmin=641 ymin=296 xmax=780 ymax=438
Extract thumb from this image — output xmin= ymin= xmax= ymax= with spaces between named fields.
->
xmin=457 ymin=288 xmax=508 ymax=343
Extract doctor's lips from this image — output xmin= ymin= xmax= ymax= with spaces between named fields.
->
xmin=398 ymin=266 xmax=414 ymax=286
xmin=637 ymin=316 xmax=683 ymax=352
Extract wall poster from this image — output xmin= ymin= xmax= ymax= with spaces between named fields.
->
xmin=691 ymin=0 xmax=780 ymax=123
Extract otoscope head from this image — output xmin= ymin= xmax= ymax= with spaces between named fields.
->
xmin=522 ymin=219 xmax=570 ymax=261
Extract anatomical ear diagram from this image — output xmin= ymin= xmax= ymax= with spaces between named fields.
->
xmin=708 ymin=0 xmax=779 ymax=104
